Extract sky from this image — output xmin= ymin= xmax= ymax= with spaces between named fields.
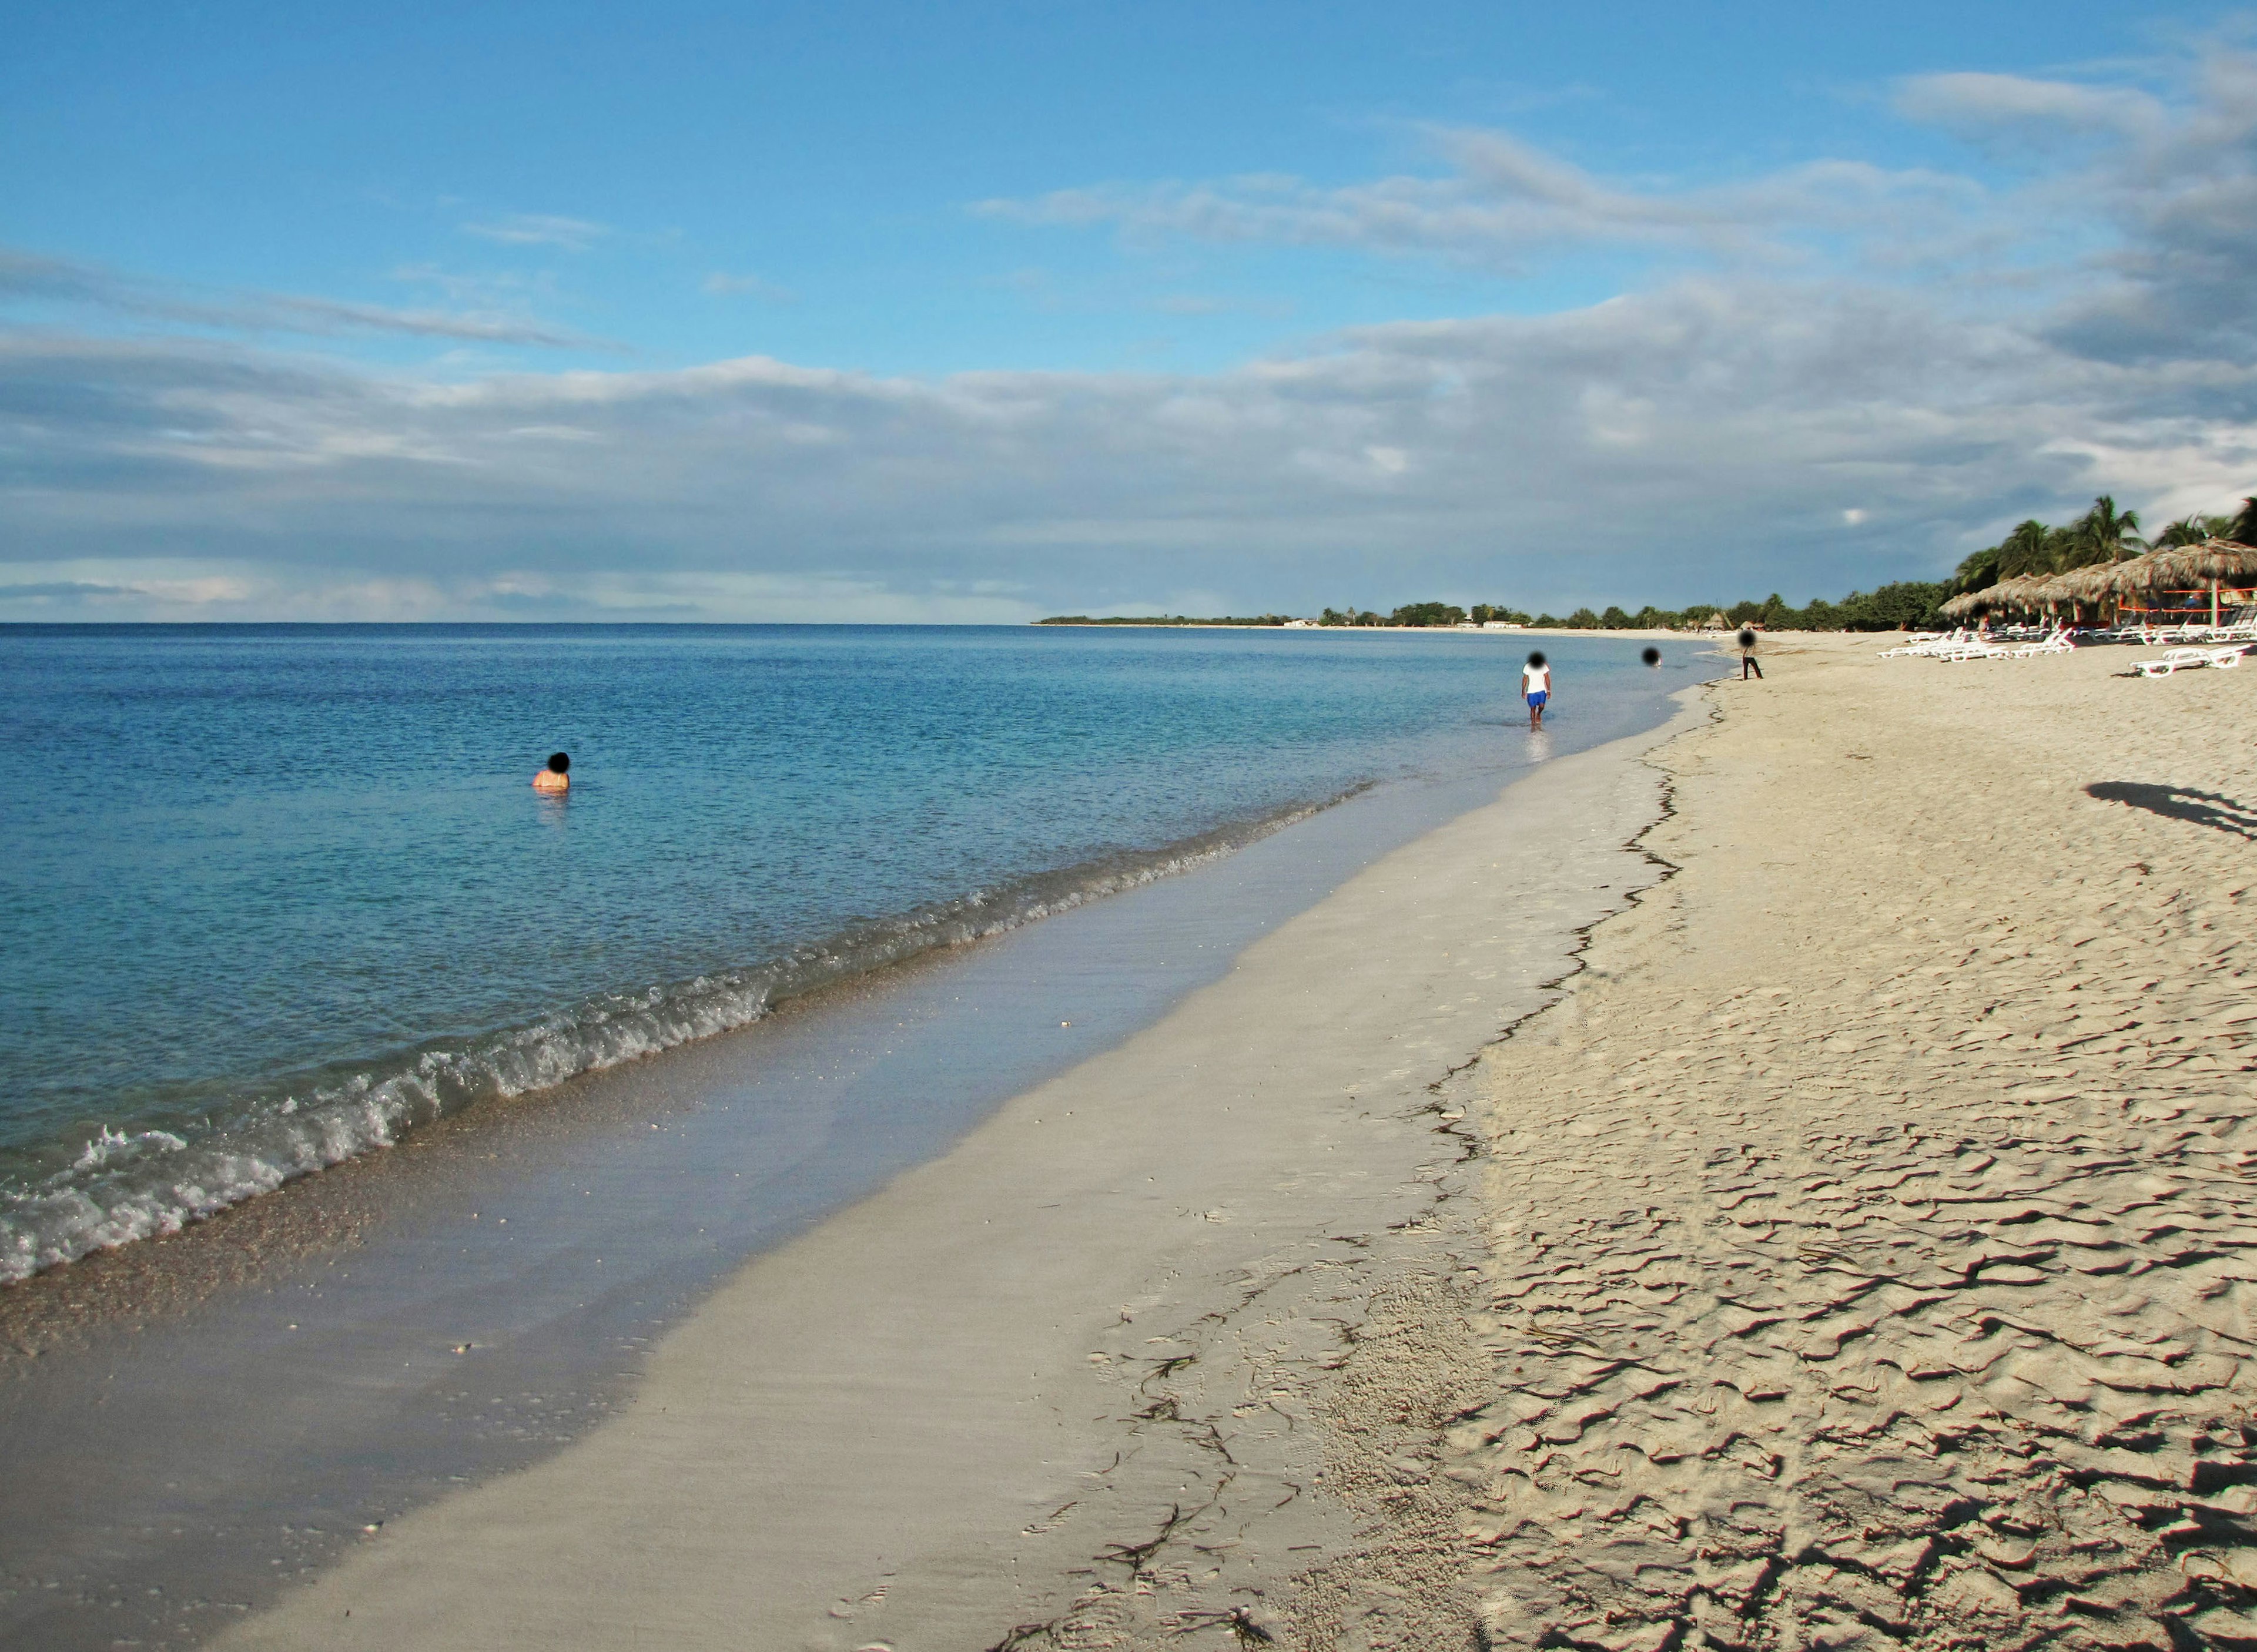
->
xmin=5 ymin=1 xmax=2256 ymax=621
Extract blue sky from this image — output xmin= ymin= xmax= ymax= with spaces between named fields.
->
xmin=5 ymin=2 xmax=2256 ymax=619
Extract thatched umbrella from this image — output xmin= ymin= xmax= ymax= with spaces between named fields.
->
xmin=1945 ymin=576 xmax=2041 ymax=619
xmin=2099 ymin=539 xmax=2257 ymax=627
xmin=2145 ymin=539 xmax=2257 ymax=626
xmin=1987 ymin=572 xmax=2064 ymax=616
xmin=2056 ymin=559 xmax=2130 ymax=603
xmin=2050 ymin=548 xmax=2167 ymax=624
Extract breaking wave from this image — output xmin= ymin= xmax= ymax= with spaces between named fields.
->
xmin=0 ymin=793 xmax=1348 ymax=1284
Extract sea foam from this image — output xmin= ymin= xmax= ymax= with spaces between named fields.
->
xmin=0 ymin=799 xmax=1332 ymax=1283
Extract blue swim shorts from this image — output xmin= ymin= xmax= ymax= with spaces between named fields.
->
xmin=1526 ymin=691 xmax=1547 ymax=708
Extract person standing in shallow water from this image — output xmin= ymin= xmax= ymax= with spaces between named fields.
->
xmin=1737 ymin=628 xmax=1763 ymax=681
xmin=533 ymin=752 xmax=570 ymax=793
xmin=1521 ymin=651 xmax=1552 ymax=730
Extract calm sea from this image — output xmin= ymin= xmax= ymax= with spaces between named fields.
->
xmin=1 ymin=624 xmax=1685 ymax=1281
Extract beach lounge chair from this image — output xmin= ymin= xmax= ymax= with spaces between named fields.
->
xmin=2137 ymin=649 xmax=2206 ymax=677
xmin=2135 ymin=646 xmax=2248 ymax=677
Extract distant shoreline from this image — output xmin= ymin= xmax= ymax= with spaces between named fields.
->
xmin=1033 ymin=621 xmax=1701 ymax=639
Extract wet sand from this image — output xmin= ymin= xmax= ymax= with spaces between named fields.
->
xmin=207 ymin=695 xmax=1711 ymax=1651
xmin=69 ymin=631 xmax=2257 ymax=1650
xmin=0 ymin=688 xmax=1675 ymax=1651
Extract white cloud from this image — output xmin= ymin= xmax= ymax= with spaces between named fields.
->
xmin=461 ymin=214 xmax=611 ymax=250
xmin=8 ymin=43 xmax=2257 ymax=618
xmin=1895 ymin=71 xmax=2169 ymax=141
xmin=0 ymin=247 xmax=598 ymax=348
xmin=701 ymin=271 xmax=798 ymax=303
xmin=0 ymin=558 xmax=1035 ymax=624
xmin=975 ymin=126 xmax=1977 ymax=271
xmin=6 ymin=253 xmax=2252 ymax=617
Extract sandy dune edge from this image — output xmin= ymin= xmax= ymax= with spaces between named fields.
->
xmin=213 ymin=699 xmax=1707 ymax=1652
xmin=1452 ymin=639 xmax=2257 ymax=1651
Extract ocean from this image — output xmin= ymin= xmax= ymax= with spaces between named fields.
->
xmin=1 ymin=623 xmax=1689 ymax=1282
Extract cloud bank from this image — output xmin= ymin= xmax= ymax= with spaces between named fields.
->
xmin=6 ymin=45 xmax=2257 ymax=621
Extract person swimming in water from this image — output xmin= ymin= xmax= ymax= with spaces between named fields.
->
xmin=533 ymin=752 xmax=570 ymax=793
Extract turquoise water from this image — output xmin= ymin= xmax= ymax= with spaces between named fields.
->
xmin=1 ymin=624 xmax=1684 ymax=1280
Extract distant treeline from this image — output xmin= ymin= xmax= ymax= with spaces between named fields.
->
xmin=1039 ymin=585 xmax=1953 ymax=632
xmin=1034 ymin=615 xmax=1307 ymax=626
xmin=1503 ymin=583 xmax=1954 ymax=634
xmin=1041 ymin=492 xmax=2257 ymax=634
xmin=1040 ymin=492 xmax=2257 ymax=635
xmin=1316 ymin=591 xmax=1951 ymax=629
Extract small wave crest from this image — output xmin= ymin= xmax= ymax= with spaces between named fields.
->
xmin=0 ymin=795 xmax=1344 ymax=1284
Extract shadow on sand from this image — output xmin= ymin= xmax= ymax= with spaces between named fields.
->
xmin=2085 ymin=781 xmax=2257 ymax=842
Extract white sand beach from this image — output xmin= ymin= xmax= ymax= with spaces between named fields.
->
xmin=215 ymin=637 xmax=2256 ymax=1651
xmin=1450 ymin=638 xmax=2257 ymax=1650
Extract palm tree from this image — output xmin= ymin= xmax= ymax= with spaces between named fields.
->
xmin=2230 ymin=496 xmax=2257 ymax=545
xmin=1994 ymin=519 xmax=2053 ymax=579
xmin=2154 ymin=513 xmax=2233 ymax=548
xmin=2072 ymin=495 xmax=2145 ymax=565
xmin=1952 ymin=542 xmax=2001 ymax=594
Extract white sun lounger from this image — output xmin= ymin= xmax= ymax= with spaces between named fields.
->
xmin=2137 ymin=645 xmax=2251 ymax=678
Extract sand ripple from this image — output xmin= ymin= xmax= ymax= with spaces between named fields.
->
xmin=1456 ymin=642 xmax=2256 ymax=1651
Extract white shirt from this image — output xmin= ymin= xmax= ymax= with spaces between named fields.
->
xmin=1522 ymin=664 xmax=1551 ymax=694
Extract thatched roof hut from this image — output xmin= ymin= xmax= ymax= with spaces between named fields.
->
xmin=2048 ymin=539 xmax=2255 ymax=625
xmin=2056 ymin=558 xmax=2132 ymax=602
xmin=1947 ymin=541 xmax=2255 ymax=629
xmin=1942 ymin=577 xmax=2044 ymax=618
xmin=1983 ymin=572 xmax=2067 ymax=614
xmin=2138 ymin=538 xmax=2257 ymax=587
xmin=2118 ymin=539 xmax=2257 ymax=625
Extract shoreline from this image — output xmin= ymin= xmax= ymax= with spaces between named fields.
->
xmin=203 ymin=634 xmax=2257 ymax=1648
xmin=2 ymin=628 xmax=1704 ymax=1292
xmin=13 ymin=632 xmax=2249 ymax=1646
xmin=1031 ymin=624 xmax=1697 ymax=638
xmin=0 ymin=671 xmax=1695 ymax=1652
xmin=200 ymin=691 xmax=1714 ymax=1650
xmin=0 ymin=783 xmax=1361 ymax=1289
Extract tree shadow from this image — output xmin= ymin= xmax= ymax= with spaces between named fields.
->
xmin=2085 ymin=782 xmax=2257 ymax=842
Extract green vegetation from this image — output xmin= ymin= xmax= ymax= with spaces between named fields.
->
xmin=1529 ymin=584 xmax=1952 ymax=632
xmin=1315 ymin=602 xmax=1533 ymax=627
xmin=1040 ymin=588 xmax=1951 ymax=631
xmin=1944 ymin=492 xmax=2256 ymax=592
xmin=1947 ymin=495 xmax=2147 ymax=593
xmin=1036 ymin=493 xmax=2257 ymax=634
xmin=1034 ymin=614 xmax=1305 ymax=626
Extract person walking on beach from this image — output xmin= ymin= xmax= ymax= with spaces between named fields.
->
xmin=1522 ymin=651 xmax=1552 ymax=729
xmin=533 ymin=752 xmax=571 ymax=793
xmin=1736 ymin=629 xmax=1763 ymax=681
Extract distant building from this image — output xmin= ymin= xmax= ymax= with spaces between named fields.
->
xmin=1482 ymin=620 xmax=1524 ymax=630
